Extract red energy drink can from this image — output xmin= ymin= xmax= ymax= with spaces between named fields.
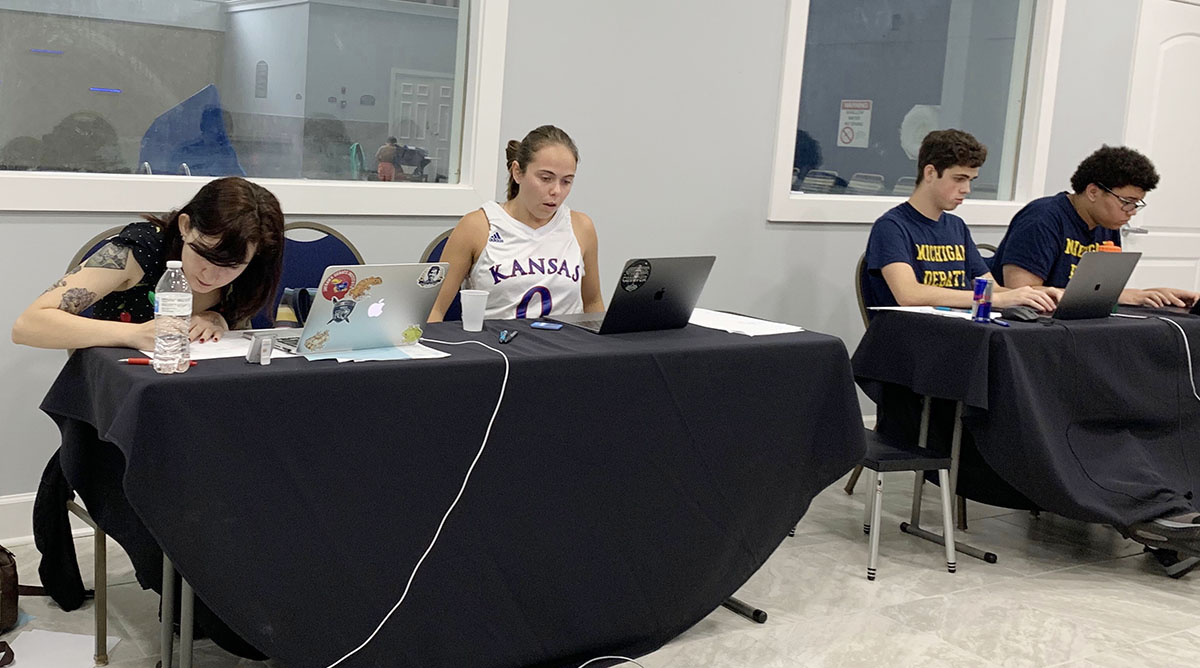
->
xmin=971 ymin=278 xmax=993 ymax=322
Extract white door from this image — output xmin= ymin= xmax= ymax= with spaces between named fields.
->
xmin=1122 ymin=0 xmax=1200 ymax=290
xmin=389 ymin=69 xmax=454 ymax=182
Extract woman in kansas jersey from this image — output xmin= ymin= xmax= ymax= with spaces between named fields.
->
xmin=428 ymin=125 xmax=603 ymax=321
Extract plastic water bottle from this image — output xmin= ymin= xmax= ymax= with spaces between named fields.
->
xmin=153 ymin=260 xmax=193 ymax=374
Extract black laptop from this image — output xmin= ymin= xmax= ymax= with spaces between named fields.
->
xmin=548 ymin=256 xmax=716 ymax=334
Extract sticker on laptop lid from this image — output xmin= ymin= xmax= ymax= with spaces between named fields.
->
xmin=305 ymin=330 xmax=330 ymax=351
xmin=401 ymin=324 xmax=423 ymax=344
xmin=620 ymin=259 xmax=651 ymax=292
xmin=346 ymin=276 xmax=382 ymax=300
xmin=322 ymin=269 xmax=357 ymax=301
xmin=418 ymin=265 xmax=444 ymax=288
xmin=328 ymin=298 xmax=357 ymax=324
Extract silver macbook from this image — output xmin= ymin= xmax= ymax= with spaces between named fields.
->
xmin=1053 ymin=251 xmax=1141 ymax=320
xmin=549 ymin=256 xmax=716 ymax=334
xmin=270 ymin=262 xmax=447 ymax=353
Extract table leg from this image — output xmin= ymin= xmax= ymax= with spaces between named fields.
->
xmin=902 ymin=397 xmax=997 ymax=564
xmin=948 ymin=401 xmax=967 ymax=531
xmin=180 ymin=579 xmax=194 ymax=668
xmin=160 ymin=556 xmax=174 ymax=668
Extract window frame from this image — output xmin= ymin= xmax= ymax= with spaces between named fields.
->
xmin=0 ymin=0 xmax=507 ymax=218
xmin=766 ymin=0 xmax=1066 ymax=225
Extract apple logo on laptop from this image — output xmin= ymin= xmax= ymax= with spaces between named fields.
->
xmin=654 ymin=288 xmax=666 ymax=301
xmin=367 ymin=299 xmax=386 ymax=317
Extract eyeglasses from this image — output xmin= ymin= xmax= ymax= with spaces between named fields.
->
xmin=1096 ymin=183 xmax=1146 ymax=212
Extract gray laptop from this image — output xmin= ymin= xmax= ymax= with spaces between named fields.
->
xmin=1053 ymin=251 xmax=1141 ymax=320
xmin=271 ymin=262 xmax=447 ymax=353
xmin=548 ymin=256 xmax=716 ymax=334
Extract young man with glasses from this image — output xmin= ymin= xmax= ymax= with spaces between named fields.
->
xmin=992 ymin=145 xmax=1198 ymax=307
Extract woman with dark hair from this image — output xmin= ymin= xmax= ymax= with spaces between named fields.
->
xmin=14 ymin=176 xmax=284 ymax=660
xmin=428 ymin=124 xmax=604 ymax=322
xmin=13 ymin=176 xmax=284 ymax=350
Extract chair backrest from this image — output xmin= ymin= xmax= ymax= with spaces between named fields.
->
xmin=66 ymin=226 xmax=125 ymax=321
xmin=68 ymin=226 xmax=125 ymax=273
xmin=421 ymin=228 xmax=461 ymax=321
xmin=976 ymin=242 xmax=998 ymax=276
xmin=250 ymin=222 xmax=364 ymax=328
xmin=846 ymin=172 xmax=885 ymax=196
xmin=799 ymin=169 xmax=840 ymax=194
xmin=855 ymin=251 xmax=869 ymax=329
xmin=892 ymin=176 xmax=917 ymax=196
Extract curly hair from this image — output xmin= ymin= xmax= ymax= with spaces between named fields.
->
xmin=1070 ymin=145 xmax=1159 ymax=193
xmin=916 ymin=129 xmax=987 ymax=184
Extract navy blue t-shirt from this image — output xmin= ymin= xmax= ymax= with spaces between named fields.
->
xmin=992 ymin=192 xmax=1120 ymax=288
xmin=862 ymin=202 xmax=990 ymax=308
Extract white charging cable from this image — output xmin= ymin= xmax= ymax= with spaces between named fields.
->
xmin=325 ymin=338 xmax=509 ymax=668
xmin=1156 ymin=316 xmax=1200 ymax=403
xmin=577 ymin=657 xmax=646 ymax=668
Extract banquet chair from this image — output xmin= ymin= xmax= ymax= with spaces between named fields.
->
xmin=421 ymin=228 xmax=461 ymax=321
xmin=250 ymin=222 xmax=364 ymax=328
xmin=860 ymin=428 xmax=957 ymax=580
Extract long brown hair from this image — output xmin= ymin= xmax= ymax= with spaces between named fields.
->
xmin=144 ymin=177 xmax=285 ymax=326
xmin=505 ymin=125 xmax=579 ymax=200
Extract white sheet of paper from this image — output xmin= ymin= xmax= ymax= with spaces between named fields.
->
xmin=688 ymin=308 xmax=804 ymax=336
xmin=141 ymin=332 xmax=298 ymax=360
xmin=8 ymin=629 xmax=120 ymax=667
xmin=869 ymin=306 xmax=1000 ymax=320
xmin=303 ymin=342 xmax=451 ymax=362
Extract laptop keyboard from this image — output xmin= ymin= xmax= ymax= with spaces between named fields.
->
xmin=275 ymin=335 xmax=300 ymax=352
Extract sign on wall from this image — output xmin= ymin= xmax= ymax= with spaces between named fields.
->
xmin=836 ymin=99 xmax=872 ymax=149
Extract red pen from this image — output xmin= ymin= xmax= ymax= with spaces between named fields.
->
xmin=118 ymin=358 xmax=198 ymax=367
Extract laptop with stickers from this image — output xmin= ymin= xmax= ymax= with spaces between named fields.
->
xmin=272 ymin=262 xmax=447 ymax=353
xmin=1053 ymin=251 xmax=1141 ymax=320
xmin=548 ymin=256 xmax=716 ymax=334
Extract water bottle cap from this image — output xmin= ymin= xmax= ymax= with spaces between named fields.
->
xmin=166 ymin=260 xmax=183 ymax=268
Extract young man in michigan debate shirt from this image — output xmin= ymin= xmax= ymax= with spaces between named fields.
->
xmin=862 ymin=129 xmax=1058 ymax=313
xmin=992 ymin=145 xmax=1199 ymax=308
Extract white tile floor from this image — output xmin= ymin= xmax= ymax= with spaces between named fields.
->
xmin=4 ymin=473 xmax=1198 ymax=667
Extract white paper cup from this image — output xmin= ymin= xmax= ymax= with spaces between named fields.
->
xmin=459 ymin=289 xmax=488 ymax=332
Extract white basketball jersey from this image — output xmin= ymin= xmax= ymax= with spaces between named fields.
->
xmin=466 ymin=201 xmax=586 ymax=320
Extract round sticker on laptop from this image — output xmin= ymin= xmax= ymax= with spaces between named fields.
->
xmin=418 ymin=265 xmax=444 ymax=288
xmin=620 ymin=259 xmax=651 ymax=292
xmin=322 ymin=269 xmax=357 ymax=301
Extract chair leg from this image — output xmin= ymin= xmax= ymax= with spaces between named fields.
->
xmin=862 ymin=469 xmax=878 ymax=534
xmin=938 ymin=470 xmax=957 ymax=574
xmin=844 ymin=464 xmax=864 ymax=494
xmin=867 ymin=472 xmax=884 ymax=581
xmin=956 ymin=495 xmax=968 ymax=531
xmin=94 ymin=527 xmax=108 ymax=665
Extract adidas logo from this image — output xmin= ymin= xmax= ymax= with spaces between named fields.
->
xmin=489 ymin=231 xmax=504 ymax=243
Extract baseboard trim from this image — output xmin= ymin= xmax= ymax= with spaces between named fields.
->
xmin=1 ymin=492 xmax=91 ymax=546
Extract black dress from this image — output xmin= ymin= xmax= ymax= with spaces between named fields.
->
xmin=33 ymin=223 xmax=266 ymax=660
xmin=90 ymin=222 xmax=165 ymax=324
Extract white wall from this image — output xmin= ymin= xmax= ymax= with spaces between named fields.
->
xmin=0 ymin=0 xmax=1144 ymax=513
xmin=220 ymin=4 xmax=310 ymax=118
xmin=1041 ymin=0 xmax=1140 ymax=194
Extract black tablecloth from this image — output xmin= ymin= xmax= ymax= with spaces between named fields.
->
xmin=41 ymin=321 xmax=865 ymax=668
xmin=853 ymin=310 xmax=1200 ymax=528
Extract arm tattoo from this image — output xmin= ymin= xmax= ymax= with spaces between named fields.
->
xmin=83 ymin=244 xmax=129 ymax=270
xmin=40 ymin=265 xmax=83 ymax=295
xmin=59 ymin=287 xmax=98 ymax=315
